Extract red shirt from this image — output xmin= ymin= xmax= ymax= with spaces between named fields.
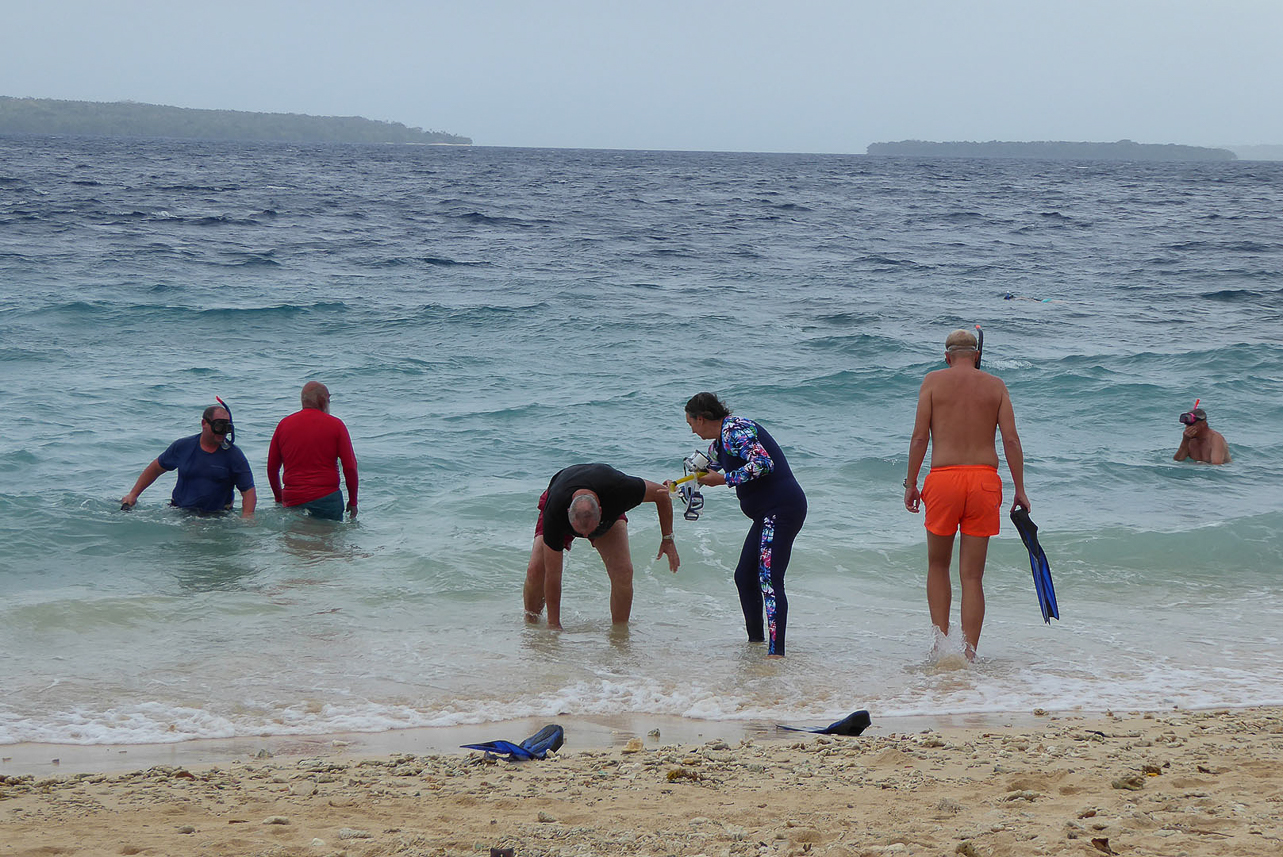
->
xmin=267 ymin=408 xmax=359 ymax=507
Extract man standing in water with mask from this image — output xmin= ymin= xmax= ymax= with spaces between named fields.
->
xmin=903 ymin=329 xmax=1028 ymax=661
xmin=1173 ymin=406 xmax=1231 ymax=464
xmin=121 ymin=404 xmax=256 ymax=517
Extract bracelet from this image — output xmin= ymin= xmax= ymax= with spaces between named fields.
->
xmin=661 ymin=534 xmax=675 ymax=542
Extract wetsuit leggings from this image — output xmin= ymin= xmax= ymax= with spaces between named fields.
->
xmin=734 ymin=509 xmax=805 ymax=656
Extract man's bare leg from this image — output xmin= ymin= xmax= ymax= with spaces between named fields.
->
xmin=523 ymin=538 xmax=546 ymax=622
xmin=926 ymin=531 xmax=956 ymax=640
xmin=592 ymin=521 xmax=634 ymax=625
xmin=957 ymin=533 xmax=990 ymax=660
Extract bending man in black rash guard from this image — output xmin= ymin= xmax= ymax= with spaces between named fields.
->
xmin=681 ymin=393 xmax=807 ymax=658
xmin=523 ymin=463 xmax=680 ymax=630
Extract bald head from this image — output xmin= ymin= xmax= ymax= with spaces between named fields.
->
xmin=945 ymin=329 xmax=978 ymax=352
xmin=568 ymin=493 xmax=601 ymax=537
xmin=301 ymin=381 xmax=330 ymax=411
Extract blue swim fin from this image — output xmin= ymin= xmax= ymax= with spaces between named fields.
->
xmin=461 ymin=724 xmax=565 ymax=760
xmin=460 ymin=739 xmax=533 ymax=759
xmin=1010 ymin=508 xmax=1059 ymax=623
xmin=777 ymin=709 xmax=871 ymax=736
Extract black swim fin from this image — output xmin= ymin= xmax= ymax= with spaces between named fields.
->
xmin=461 ymin=724 xmax=565 ymax=760
xmin=1010 ymin=508 xmax=1059 ymax=623
xmin=519 ymin=724 xmax=565 ymax=756
xmin=777 ymin=709 xmax=871 ymax=736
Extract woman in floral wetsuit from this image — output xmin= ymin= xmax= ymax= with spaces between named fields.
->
xmin=684 ymin=392 xmax=807 ymax=658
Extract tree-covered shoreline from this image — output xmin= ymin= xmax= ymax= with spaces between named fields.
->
xmin=867 ymin=139 xmax=1235 ymax=162
xmin=0 ymin=97 xmax=470 ymax=145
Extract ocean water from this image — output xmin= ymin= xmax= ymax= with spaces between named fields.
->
xmin=2 ymin=136 xmax=1282 ymax=748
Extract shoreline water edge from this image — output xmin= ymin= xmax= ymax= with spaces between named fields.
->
xmin=5 ymin=140 xmax=1283 ymax=854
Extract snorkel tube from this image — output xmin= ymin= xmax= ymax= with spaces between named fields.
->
xmin=974 ymin=324 xmax=984 ymax=370
xmin=669 ymin=472 xmax=701 ymax=489
xmin=215 ymin=396 xmax=235 ymax=450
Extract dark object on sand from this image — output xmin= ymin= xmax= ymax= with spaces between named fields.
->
xmin=462 ymin=724 xmax=565 ymax=760
xmin=777 ymin=709 xmax=871 ymax=736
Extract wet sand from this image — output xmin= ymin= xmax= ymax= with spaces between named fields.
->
xmin=3 ymin=708 xmax=1281 ymax=856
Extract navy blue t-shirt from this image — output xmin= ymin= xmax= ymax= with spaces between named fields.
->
xmin=157 ymin=434 xmax=255 ymax=513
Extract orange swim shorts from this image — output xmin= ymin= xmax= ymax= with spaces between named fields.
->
xmin=921 ymin=465 xmax=1003 ymax=537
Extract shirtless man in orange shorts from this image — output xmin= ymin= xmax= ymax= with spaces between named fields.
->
xmin=903 ymin=329 xmax=1030 ymax=660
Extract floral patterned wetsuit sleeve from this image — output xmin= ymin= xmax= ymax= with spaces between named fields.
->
xmin=705 ymin=441 xmax=722 ymax=471
xmin=720 ymin=417 xmax=774 ymax=486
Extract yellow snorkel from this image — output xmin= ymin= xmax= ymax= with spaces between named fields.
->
xmin=667 ymin=471 xmax=703 ymax=490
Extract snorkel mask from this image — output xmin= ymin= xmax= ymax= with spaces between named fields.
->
xmin=1178 ymin=398 xmax=1203 ymax=426
xmin=944 ymin=325 xmax=983 ymax=368
xmin=672 ymin=450 xmax=712 ymax=522
xmin=685 ymin=450 xmax=712 ymax=473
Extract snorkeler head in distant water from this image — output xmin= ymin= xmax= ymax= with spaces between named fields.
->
xmin=1003 ymin=292 xmax=1060 ymax=303
xmin=1174 ymin=403 xmax=1231 ymax=465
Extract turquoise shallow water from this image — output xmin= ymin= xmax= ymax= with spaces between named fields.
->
xmin=1 ymin=137 xmax=1282 ymax=746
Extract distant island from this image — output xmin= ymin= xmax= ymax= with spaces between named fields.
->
xmin=0 ymin=96 xmax=470 ymax=145
xmin=867 ymin=139 xmax=1236 ymax=162
xmin=1226 ymin=144 xmax=1283 ymax=161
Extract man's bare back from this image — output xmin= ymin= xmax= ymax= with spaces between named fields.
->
xmin=905 ymin=356 xmax=1027 ymax=511
xmin=916 ymin=366 xmax=1009 ymax=468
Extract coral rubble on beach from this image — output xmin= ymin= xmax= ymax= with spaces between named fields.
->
xmin=3 ymin=709 xmax=1281 ymax=856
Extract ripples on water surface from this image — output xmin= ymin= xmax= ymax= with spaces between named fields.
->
xmin=1 ymin=137 xmax=1281 ymax=745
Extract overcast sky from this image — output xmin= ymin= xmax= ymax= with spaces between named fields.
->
xmin=4 ymin=0 xmax=1281 ymax=153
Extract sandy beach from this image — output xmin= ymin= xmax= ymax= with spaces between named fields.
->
xmin=3 ymin=708 xmax=1281 ymax=857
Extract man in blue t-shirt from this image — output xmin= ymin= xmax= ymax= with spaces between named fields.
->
xmin=121 ymin=405 xmax=256 ymax=517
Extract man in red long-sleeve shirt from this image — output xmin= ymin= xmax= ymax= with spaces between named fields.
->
xmin=267 ymin=381 xmax=359 ymax=520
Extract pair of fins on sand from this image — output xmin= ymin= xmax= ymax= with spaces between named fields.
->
xmin=461 ymin=711 xmax=874 ymax=761
xmin=464 ymin=514 xmax=1055 ymax=760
